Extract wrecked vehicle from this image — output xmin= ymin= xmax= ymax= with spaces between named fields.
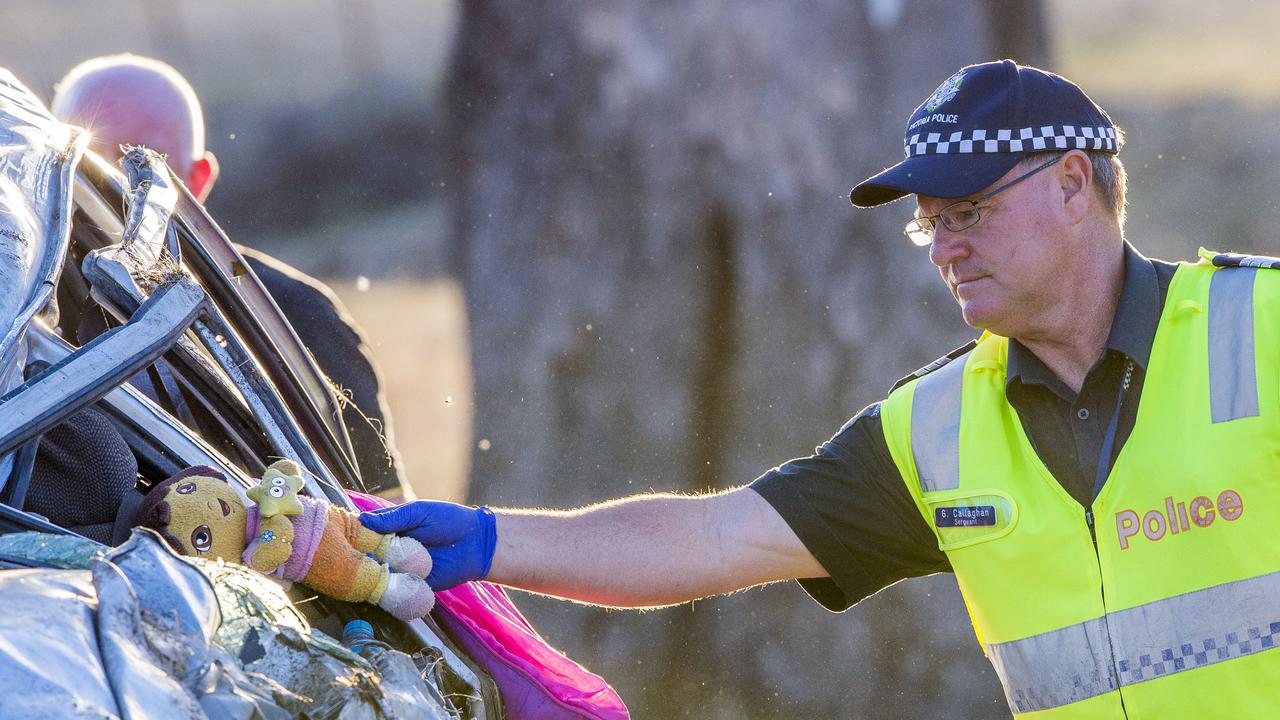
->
xmin=0 ymin=68 xmax=504 ymax=718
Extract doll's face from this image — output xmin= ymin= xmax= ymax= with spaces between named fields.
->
xmin=164 ymin=474 xmax=247 ymax=561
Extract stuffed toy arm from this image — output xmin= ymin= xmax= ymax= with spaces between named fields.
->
xmin=247 ymin=514 xmax=295 ymax=573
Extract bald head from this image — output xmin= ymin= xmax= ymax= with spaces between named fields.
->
xmin=52 ymin=54 xmax=217 ymax=200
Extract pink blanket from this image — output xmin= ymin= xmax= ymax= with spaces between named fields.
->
xmin=347 ymin=491 xmax=629 ymax=720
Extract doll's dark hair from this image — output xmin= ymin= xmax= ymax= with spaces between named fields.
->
xmin=131 ymin=465 xmax=227 ymax=553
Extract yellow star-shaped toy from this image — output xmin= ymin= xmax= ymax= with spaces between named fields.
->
xmin=247 ymin=459 xmax=306 ymax=517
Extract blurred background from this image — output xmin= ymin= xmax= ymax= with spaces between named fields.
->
xmin=6 ymin=0 xmax=1280 ymax=717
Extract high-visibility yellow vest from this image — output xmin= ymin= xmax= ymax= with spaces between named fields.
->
xmin=880 ymin=255 xmax=1280 ymax=717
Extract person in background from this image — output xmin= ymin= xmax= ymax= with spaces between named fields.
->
xmin=52 ymin=54 xmax=407 ymax=497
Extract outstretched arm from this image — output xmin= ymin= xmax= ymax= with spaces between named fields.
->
xmin=490 ymin=487 xmax=826 ymax=607
xmin=361 ymin=487 xmax=826 ymax=608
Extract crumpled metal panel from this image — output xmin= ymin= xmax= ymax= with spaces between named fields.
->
xmin=94 ymin=528 xmax=250 ymax=719
xmin=198 ymin=558 xmax=455 ymax=719
xmin=348 ymin=648 xmax=456 ymax=720
xmin=0 ymin=568 xmax=120 ymax=717
xmin=0 ymin=69 xmax=87 ymax=482
xmin=0 ymin=68 xmax=86 ymax=394
xmin=199 ymin=556 xmax=356 ymax=711
xmin=103 ymin=526 xmax=222 ymax=653
xmin=0 ymin=529 xmax=288 ymax=719
xmin=0 ymin=529 xmax=461 ymax=719
xmin=92 ymin=553 xmax=208 ymax=718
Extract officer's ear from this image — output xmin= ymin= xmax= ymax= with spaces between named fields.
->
xmin=1059 ymin=150 xmax=1092 ymax=225
xmin=187 ymin=151 xmax=219 ymax=203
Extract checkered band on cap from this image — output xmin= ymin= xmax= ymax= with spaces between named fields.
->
xmin=904 ymin=125 xmax=1118 ymax=158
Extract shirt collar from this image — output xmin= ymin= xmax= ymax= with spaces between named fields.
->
xmin=1007 ymin=241 xmax=1160 ymax=390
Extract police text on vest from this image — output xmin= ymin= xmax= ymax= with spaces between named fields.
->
xmin=1115 ymin=490 xmax=1243 ymax=550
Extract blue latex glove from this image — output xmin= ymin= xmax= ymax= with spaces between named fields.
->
xmin=359 ymin=501 xmax=497 ymax=591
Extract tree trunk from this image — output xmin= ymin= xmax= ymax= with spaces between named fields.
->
xmin=982 ymin=0 xmax=1052 ymax=67
xmin=446 ymin=1 xmax=1046 ymax=716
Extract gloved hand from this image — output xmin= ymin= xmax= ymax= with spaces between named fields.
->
xmin=359 ymin=501 xmax=497 ymax=591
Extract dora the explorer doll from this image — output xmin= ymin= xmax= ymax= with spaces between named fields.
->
xmin=133 ymin=460 xmax=434 ymax=621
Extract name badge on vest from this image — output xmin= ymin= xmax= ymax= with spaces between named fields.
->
xmin=925 ymin=492 xmax=1018 ymax=550
xmin=935 ymin=505 xmax=997 ymax=527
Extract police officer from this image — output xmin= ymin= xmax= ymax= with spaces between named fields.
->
xmin=362 ymin=60 xmax=1280 ymax=717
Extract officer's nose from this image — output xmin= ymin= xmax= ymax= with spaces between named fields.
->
xmin=928 ymin=224 xmax=970 ymax=269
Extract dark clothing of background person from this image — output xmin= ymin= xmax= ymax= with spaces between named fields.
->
xmin=27 ymin=408 xmax=140 ymax=546
xmin=240 ymin=247 xmax=406 ymax=496
xmin=751 ymin=244 xmax=1178 ymax=611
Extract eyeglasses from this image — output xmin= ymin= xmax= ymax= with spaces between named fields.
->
xmin=903 ymin=154 xmax=1063 ymax=246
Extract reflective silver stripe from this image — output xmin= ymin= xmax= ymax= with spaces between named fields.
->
xmin=985 ymin=570 xmax=1280 ymax=713
xmin=1109 ymin=569 xmax=1280 ymax=686
xmin=987 ymin=617 xmax=1117 ymax=713
xmin=909 ymin=351 xmax=967 ymax=492
xmin=1207 ymin=267 xmax=1258 ymax=423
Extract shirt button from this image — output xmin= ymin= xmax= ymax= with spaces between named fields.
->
xmin=1077 ymin=408 xmax=1091 ymax=421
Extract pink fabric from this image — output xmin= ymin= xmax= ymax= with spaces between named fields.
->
xmin=347 ymin=490 xmax=629 ymax=720
xmin=242 ymin=497 xmax=328 ymax=581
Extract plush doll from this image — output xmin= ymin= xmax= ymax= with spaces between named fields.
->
xmin=133 ymin=459 xmax=435 ymax=621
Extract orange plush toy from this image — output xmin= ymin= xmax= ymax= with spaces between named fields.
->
xmin=133 ymin=459 xmax=434 ymax=621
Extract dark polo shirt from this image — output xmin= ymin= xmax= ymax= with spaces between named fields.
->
xmin=751 ymin=243 xmax=1179 ymax=611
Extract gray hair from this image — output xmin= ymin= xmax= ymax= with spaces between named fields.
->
xmin=1021 ymin=127 xmax=1127 ymax=227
